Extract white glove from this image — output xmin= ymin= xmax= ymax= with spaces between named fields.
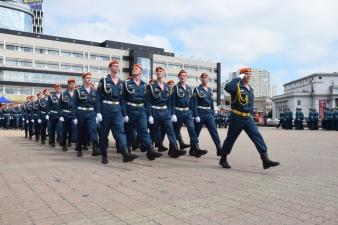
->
xmin=59 ymin=117 xmax=64 ymax=122
xmin=26 ymin=120 xmax=29 ymax=124
xmin=96 ymin=113 xmax=103 ymax=122
xmin=73 ymin=119 xmax=78 ymax=125
xmin=31 ymin=119 xmax=34 ymax=123
xmin=38 ymin=119 xmax=41 ymax=124
xmin=148 ymin=116 xmax=154 ymax=124
xmin=171 ymin=115 xmax=177 ymax=123
xmin=22 ymin=118 xmax=25 ymax=121
xmin=123 ymin=116 xmax=129 ymax=123
xmin=45 ymin=115 xmax=49 ymax=120
xmin=238 ymin=74 xmax=245 ymax=79
xmin=195 ymin=116 xmax=201 ymax=123
xmin=96 ymin=117 xmax=99 ymax=124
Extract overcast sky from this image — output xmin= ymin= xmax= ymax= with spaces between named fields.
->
xmin=43 ymin=0 xmax=338 ymax=93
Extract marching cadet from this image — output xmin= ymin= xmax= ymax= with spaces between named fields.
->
xmin=148 ymin=66 xmax=187 ymax=158
xmin=33 ymin=92 xmax=43 ymax=142
xmin=2 ymin=103 xmax=11 ymax=129
xmin=219 ymin=68 xmax=279 ymax=169
xmin=307 ymin=108 xmax=314 ymax=130
xmin=276 ymin=110 xmax=284 ymax=129
xmin=27 ymin=96 xmax=35 ymax=139
xmin=171 ymin=69 xmax=208 ymax=158
xmin=124 ymin=64 xmax=162 ymax=160
xmin=46 ymin=84 xmax=62 ymax=147
xmin=59 ymin=78 xmax=77 ymax=151
xmin=73 ymin=72 xmax=100 ymax=157
xmin=332 ymin=108 xmax=338 ymax=131
xmin=96 ymin=60 xmax=137 ymax=164
xmin=313 ymin=108 xmax=319 ymax=130
xmin=23 ymin=96 xmax=30 ymax=138
xmin=294 ymin=108 xmax=304 ymax=130
xmin=39 ymin=89 xmax=49 ymax=144
xmin=192 ymin=72 xmax=222 ymax=156
xmin=322 ymin=108 xmax=329 ymax=130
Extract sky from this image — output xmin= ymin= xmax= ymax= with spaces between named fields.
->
xmin=43 ymin=0 xmax=338 ymax=94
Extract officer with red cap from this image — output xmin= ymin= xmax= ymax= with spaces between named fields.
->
xmin=220 ymin=68 xmax=280 ymax=169
xmin=73 ymin=72 xmax=100 ymax=157
xmin=59 ymin=78 xmax=77 ymax=151
xmin=38 ymin=88 xmax=49 ymax=144
xmin=46 ymin=84 xmax=62 ymax=147
xmin=123 ymin=64 xmax=162 ymax=160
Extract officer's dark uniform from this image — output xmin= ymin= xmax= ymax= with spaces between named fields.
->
xmin=96 ymin=75 xmax=137 ymax=163
xmin=192 ymin=84 xmax=221 ymax=156
xmin=33 ymin=99 xmax=41 ymax=141
xmin=23 ymin=101 xmax=29 ymax=137
xmin=123 ymin=78 xmax=162 ymax=160
xmin=219 ymin=73 xmax=279 ymax=169
xmin=148 ymin=80 xmax=186 ymax=158
xmin=277 ymin=111 xmax=283 ymax=128
xmin=38 ymin=96 xmax=48 ymax=144
xmin=294 ymin=109 xmax=304 ymax=130
xmin=171 ymin=82 xmax=207 ymax=157
xmin=307 ymin=109 xmax=313 ymax=130
xmin=73 ymin=85 xmax=100 ymax=156
xmin=332 ymin=109 xmax=338 ymax=131
xmin=60 ymin=89 xmax=76 ymax=151
xmin=313 ymin=109 xmax=319 ymax=130
xmin=47 ymin=92 xmax=61 ymax=147
xmin=2 ymin=105 xmax=11 ymax=129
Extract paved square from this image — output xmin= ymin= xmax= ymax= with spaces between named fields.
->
xmin=0 ymin=127 xmax=337 ymax=225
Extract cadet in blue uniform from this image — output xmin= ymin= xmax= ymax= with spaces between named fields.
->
xmin=219 ymin=68 xmax=279 ymax=169
xmin=2 ymin=103 xmax=11 ymax=129
xmin=33 ymin=92 xmax=43 ymax=142
xmin=171 ymin=69 xmax=208 ymax=158
xmin=192 ymin=72 xmax=222 ymax=156
xmin=124 ymin=64 xmax=162 ymax=160
xmin=23 ymin=96 xmax=30 ymax=138
xmin=307 ymin=109 xmax=313 ymax=130
xmin=148 ymin=66 xmax=186 ymax=158
xmin=59 ymin=78 xmax=77 ymax=151
xmin=96 ymin=60 xmax=137 ymax=164
xmin=73 ymin=72 xmax=100 ymax=157
xmin=27 ymin=96 xmax=35 ymax=139
xmin=12 ymin=104 xmax=20 ymax=129
xmin=294 ymin=108 xmax=304 ymax=130
xmin=46 ymin=84 xmax=62 ymax=147
xmin=39 ymin=89 xmax=49 ymax=144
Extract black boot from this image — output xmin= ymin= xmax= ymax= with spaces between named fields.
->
xmin=121 ymin=147 xmax=138 ymax=162
xmin=157 ymin=142 xmax=169 ymax=152
xmin=168 ymin=144 xmax=186 ymax=158
xmin=68 ymin=141 xmax=72 ymax=147
xmin=51 ymin=142 xmax=55 ymax=148
xmin=41 ymin=140 xmax=45 ymax=145
xmin=216 ymin=144 xmax=222 ymax=156
xmin=77 ymin=150 xmax=83 ymax=157
xmin=179 ymin=140 xmax=190 ymax=150
xmin=140 ymin=144 xmax=148 ymax=152
xmin=62 ymin=144 xmax=68 ymax=152
xmin=146 ymin=145 xmax=162 ymax=161
xmin=219 ymin=155 xmax=231 ymax=168
xmin=189 ymin=144 xmax=208 ymax=158
xmin=91 ymin=142 xmax=101 ymax=156
xmin=260 ymin=153 xmax=280 ymax=169
xmin=82 ymin=145 xmax=88 ymax=151
xmin=101 ymin=151 xmax=108 ymax=164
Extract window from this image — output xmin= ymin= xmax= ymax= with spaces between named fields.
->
xmin=5 ymin=43 xmax=33 ymax=53
xmin=319 ymin=76 xmax=322 ymax=79
xmin=73 ymin=52 xmax=84 ymax=59
xmin=5 ymin=58 xmax=32 ymax=68
xmin=61 ymin=64 xmax=72 ymax=71
xmin=35 ymin=61 xmax=59 ymax=70
xmin=297 ymin=100 xmax=301 ymax=105
xmin=0 ymin=42 xmax=4 ymax=50
xmin=61 ymin=50 xmax=72 ymax=57
xmin=90 ymin=53 xmax=110 ymax=61
xmin=72 ymin=65 xmax=83 ymax=72
xmin=168 ymin=63 xmax=183 ymax=69
xmin=0 ymin=56 xmax=3 ymax=65
xmin=35 ymin=47 xmax=59 ymax=56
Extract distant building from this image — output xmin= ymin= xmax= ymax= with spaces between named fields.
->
xmin=272 ymin=73 xmax=338 ymax=119
xmin=23 ymin=0 xmax=43 ymax=34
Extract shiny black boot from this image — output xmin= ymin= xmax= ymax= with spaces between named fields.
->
xmin=189 ymin=144 xmax=208 ymax=158
xmin=219 ymin=155 xmax=231 ymax=169
xmin=91 ymin=142 xmax=101 ymax=156
xmin=146 ymin=145 xmax=162 ymax=160
xmin=121 ymin=147 xmax=138 ymax=162
xmin=179 ymin=140 xmax=190 ymax=150
xmin=168 ymin=144 xmax=186 ymax=158
xmin=260 ymin=153 xmax=280 ymax=169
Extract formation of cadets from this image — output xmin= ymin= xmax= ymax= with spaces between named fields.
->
xmin=277 ymin=107 xmax=338 ymax=131
xmin=0 ymin=60 xmax=225 ymax=165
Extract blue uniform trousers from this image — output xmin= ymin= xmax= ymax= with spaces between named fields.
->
xmin=173 ymin=110 xmax=198 ymax=145
xmin=100 ymin=107 xmax=127 ymax=155
xmin=61 ymin=115 xmax=73 ymax=146
xmin=48 ymin=115 xmax=59 ymax=144
xmin=76 ymin=111 xmax=98 ymax=148
xmin=195 ymin=111 xmax=220 ymax=147
xmin=150 ymin=109 xmax=176 ymax=145
xmin=222 ymin=114 xmax=267 ymax=155
xmin=125 ymin=107 xmax=152 ymax=148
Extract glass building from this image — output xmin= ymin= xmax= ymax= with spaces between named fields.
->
xmin=0 ymin=0 xmax=33 ymax=32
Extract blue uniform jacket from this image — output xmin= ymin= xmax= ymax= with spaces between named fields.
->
xmin=147 ymin=81 xmax=172 ymax=116
xmin=123 ymin=79 xmax=148 ymax=113
xmin=171 ymin=82 xmax=193 ymax=114
xmin=192 ymin=84 xmax=214 ymax=117
xmin=60 ymin=90 xmax=76 ymax=119
xmin=225 ymin=77 xmax=254 ymax=115
xmin=47 ymin=93 xmax=61 ymax=117
xmin=96 ymin=75 xmax=126 ymax=116
xmin=73 ymin=85 xmax=97 ymax=118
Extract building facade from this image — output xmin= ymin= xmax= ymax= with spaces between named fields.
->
xmin=0 ymin=0 xmax=33 ymax=33
xmin=272 ymin=73 xmax=338 ymax=119
xmin=0 ymin=28 xmax=221 ymax=102
xmin=23 ymin=0 xmax=43 ymax=34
